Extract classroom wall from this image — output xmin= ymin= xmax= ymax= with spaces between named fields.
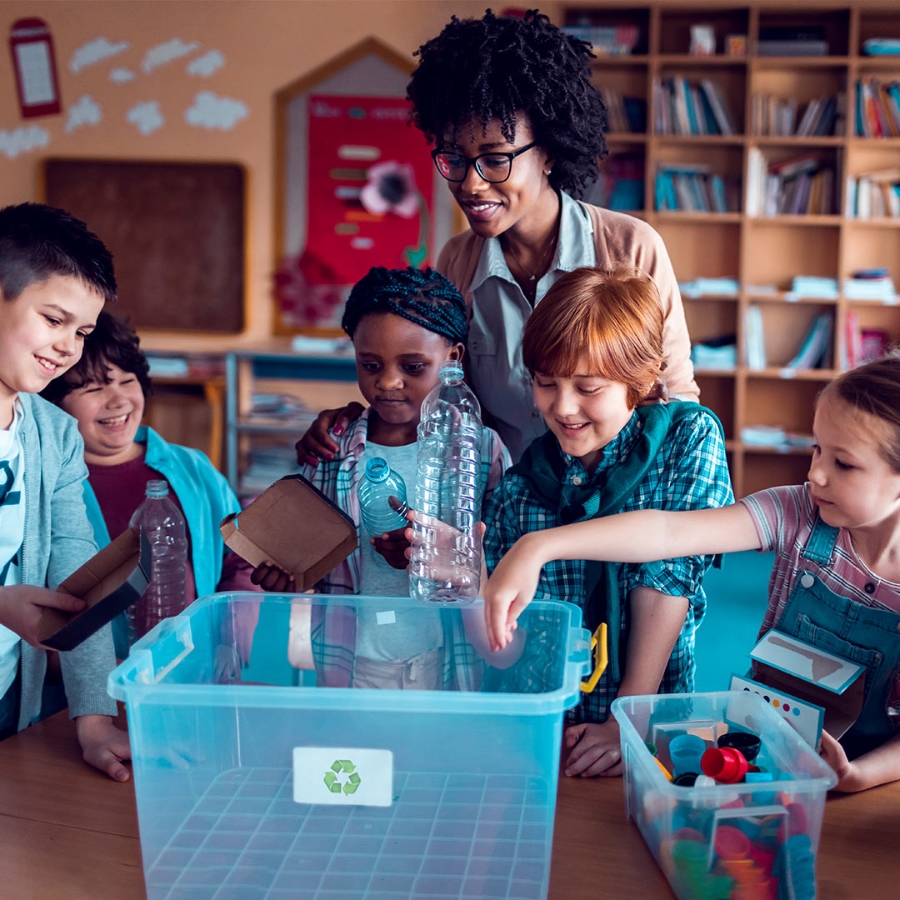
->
xmin=0 ymin=0 xmax=564 ymax=350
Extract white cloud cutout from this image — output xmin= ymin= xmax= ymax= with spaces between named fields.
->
xmin=127 ymin=101 xmax=164 ymax=135
xmin=0 ymin=125 xmax=49 ymax=158
xmin=65 ymin=95 xmax=102 ymax=133
xmin=70 ymin=37 xmax=130 ymax=73
xmin=184 ymin=91 xmax=248 ymax=130
xmin=142 ymin=38 xmax=199 ymax=74
xmin=187 ymin=50 xmax=224 ymax=77
xmin=110 ymin=67 xmax=135 ymax=84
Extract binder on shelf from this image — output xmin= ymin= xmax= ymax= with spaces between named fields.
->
xmin=785 ymin=313 xmax=833 ymax=371
xmin=743 ymin=306 xmax=766 ymax=371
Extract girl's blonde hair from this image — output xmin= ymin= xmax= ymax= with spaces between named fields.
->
xmin=522 ymin=267 xmax=667 ymax=409
xmin=820 ymin=351 xmax=900 ymax=471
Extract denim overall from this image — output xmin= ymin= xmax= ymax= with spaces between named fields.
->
xmin=775 ymin=515 xmax=900 ymax=758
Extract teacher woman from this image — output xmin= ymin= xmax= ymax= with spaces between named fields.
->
xmin=298 ymin=9 xmax=698 ymax=464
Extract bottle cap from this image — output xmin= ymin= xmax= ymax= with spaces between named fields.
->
xmin=145 ymin=479 xmax=170 ymax=497
xmin=717 ymin=730 xmax=762 ymax=763
xmin=364 ymin=457 xmax=390 ymax=482
xmin=701 ymin=747 xmax=749 ymax=783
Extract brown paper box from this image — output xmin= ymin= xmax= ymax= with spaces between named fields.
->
xmin=39 ymin=527 xmax=152 ymax=652
xmin=220 ymin=474 xmax=357 ymax=592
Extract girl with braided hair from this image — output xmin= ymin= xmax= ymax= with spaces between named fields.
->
xmin=255 ymin=267 xmax=511 ymax=690
xmin=298 ymin=8 xmax=699 ymax=465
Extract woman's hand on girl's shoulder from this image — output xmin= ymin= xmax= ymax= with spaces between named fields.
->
xmin=295 ymin=402 xmax=365 ymax=466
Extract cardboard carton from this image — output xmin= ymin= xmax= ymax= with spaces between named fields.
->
xmin=220 ymin=474 xmax=357 ymax=591
xmin=40 ymin=527 xmax=152 ymax=652
xmin=738 ymin=630 xmax=866 ymax=745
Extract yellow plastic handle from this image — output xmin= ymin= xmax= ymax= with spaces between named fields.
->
xmin=580 ymin=622 xmax=608 ymax=693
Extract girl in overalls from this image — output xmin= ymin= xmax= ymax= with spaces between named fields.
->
xmin=484 ymin=354 xmax=900 ymax=792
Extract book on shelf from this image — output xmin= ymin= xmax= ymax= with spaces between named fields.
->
xmin=789 ymin=275 xmax=839 ymax=300
xmin=751 ymin=92 xmax=843 ymax=138
xmin=741 ymin=425 xmax=815 ymax=448
xmin=746 ymin=148 xmax=836 ymax=216
xmin=756 ymin=25 xmax=828 ymax=57
xmin=743 ymin=305 xmax=766 ymax=370
xmin=785 ymin=312 xmax=833 ymax=371
xmin=846 ymin=168 xmax=900 ymax=219
xmin=563 ymin=23 xmax=640 ymax=55
xmin=653 ymin=76 xmax=737 ymax=136
xmin=586 ymin=152 xmax=645 ymax=211
xmin=863 ymin=38 xmax=900 ymax=57
xmin=843 ymin=269 xmax=897 ymax=302
xmin=598 ymin=88 xmax=647 ymax=133
xmin=679 ymin=277 xmax=740 ymax=297
xmin=655 ymin=164 xmax=739 ymax=213
xmin=855 ymin=78 xmax=900 ymax=138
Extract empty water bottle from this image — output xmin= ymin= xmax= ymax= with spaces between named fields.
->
xmin=409 ymin=360 xmax=483 ymax=605
xmin=357 ymin=457 xmax=409 ymax=537
xmin=128 ymin=479 xmax=188 ymax=641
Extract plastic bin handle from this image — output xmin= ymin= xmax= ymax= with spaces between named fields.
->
xmin=580 ymin=622 xmax=608 ymax=693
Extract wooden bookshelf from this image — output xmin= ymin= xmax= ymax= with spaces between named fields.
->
xmin=565 ymin=1 xmax=900 ymax=497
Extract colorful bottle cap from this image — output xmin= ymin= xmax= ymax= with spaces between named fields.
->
xmin=669 ymin=733 xmax=708 ymax=776
xmin=645 ymin=740 xmax=658 ymax=757
xmin=701 ymin=747 xmax=749 ymax=783
xmin=673 ymin=772 xmax=699 ymax=787
xmin=717 ymin=730 xmax=762 ymax=763
xmin=714 ymin=825 xmax=751 ymax=861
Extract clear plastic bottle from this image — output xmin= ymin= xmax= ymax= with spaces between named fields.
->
xmin=357 ymin=457 xmax=409 ymax=537
xmin=409 ymin=360 xmax=483 ymax=605
xmin=127 ymin=479 xmax=188 ymax=641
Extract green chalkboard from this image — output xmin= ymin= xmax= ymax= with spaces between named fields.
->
xmin=43 ymin=158 xmax=245 ymax=333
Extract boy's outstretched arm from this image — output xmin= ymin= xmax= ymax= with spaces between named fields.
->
xmin=0 ymin=586 xmax=85 ymax=647
xmin=484 ymin=504 xmax=760 ymax=650
xmin=820 ymin=730 xmax=900 ymax=792
xmin=565 ymin=585 xmax=689 ymax=778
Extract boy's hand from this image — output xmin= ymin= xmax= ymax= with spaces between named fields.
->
xmin=371 ymin=525 xmax=410 ymax=569
xmin=0 ymin=585 xmax=85 ymax=647
xmin=482 ymin=533 xmax=544 ymax=651
xmin=295 ymin=403 xmax=365 ymax=466
xmin=819 ymin=730 xmax=862 ymax=792
xmin=564 ymin=719 xmax=623 ymax=777
xmin=75 ymin=714 xmax=131 ymax=782
xmin=250 ymin=561 xmax=295 ymax=593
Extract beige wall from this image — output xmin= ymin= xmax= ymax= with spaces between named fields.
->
xmin=0 ymin=0 xmax=563 ymax=350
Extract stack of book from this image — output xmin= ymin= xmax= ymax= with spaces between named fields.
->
xmin=843 ymin=268 xmax=897 ymax=302
xmin=655 ymin=164 xmax=739 ymax=213
xmin=846 ymin=167 xmax=900 ymax=218
xmin=854 ymin=78 xmax=900 ymax=137
xmin=588 ymin=153 xmax=645 ymax=211
xmin=599 ymin=89 xmax=647 ymax=133
xmin=746 ymin=149 xmax=836 ymax=216
xmin=756 ymin=25 xmax=828 ymax=57
xmin=751 ymin=92 xmax=843 ymax=137
xmin=563 ymin=23 xmax=640 ymax=55
xmin=678 ymin=277 xmax=740 ymax=298
xmin=653 ymin=77 xmax=737 ymax=136
xmin=789 ymin=276 xmax=839 ymax=299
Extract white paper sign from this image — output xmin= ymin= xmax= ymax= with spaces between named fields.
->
xmin=293 ymin=747 xmax=393 ymax=807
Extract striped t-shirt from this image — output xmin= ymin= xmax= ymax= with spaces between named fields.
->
xmin=740 ymin=482 xmax=900 ymax=718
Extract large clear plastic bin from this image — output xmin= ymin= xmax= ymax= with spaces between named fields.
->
xmin=109 ymin=593 xmax=589 ymax=900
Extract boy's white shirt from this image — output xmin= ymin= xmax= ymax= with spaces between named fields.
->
xmin=0 ymin=400 xmax=25 ymax=698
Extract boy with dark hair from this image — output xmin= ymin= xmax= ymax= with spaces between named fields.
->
xmin=0 ymin=202 xmax=130 ymax=781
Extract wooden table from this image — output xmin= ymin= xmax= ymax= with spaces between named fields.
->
xmin=1 ymin=713 xmax=898 ymax=899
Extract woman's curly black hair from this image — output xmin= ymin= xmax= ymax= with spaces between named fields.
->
xmin=406 ymin=8 xmax=608 ymax=199
xmin=342 ymin=266 xmax=468 ymax=346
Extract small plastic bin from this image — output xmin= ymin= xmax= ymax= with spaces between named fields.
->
xmin=612 ymin=691 xmax=837 ymax=900
xmin=109 ymin=593 xmax=589 ymax=900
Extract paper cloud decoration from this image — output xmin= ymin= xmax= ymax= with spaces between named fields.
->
xmin=110 ymin=68 xmax=135 ymax=83
xmin=185 ymin=92 xmax=248 ymax=130
xmin=187 ymin=50 xmax=224 ymax=77
xmin=0 ymin=126 xmax=50 ymax=158
xmin=142 ymin=38 xmax=199 ymax=73
xmin=65 ymin=95 xmax=102 ymax=133
xmin=70 ymin=37 xmax=129 ymax=73
xmin=127 ymin=101 xmax=164 ymax=135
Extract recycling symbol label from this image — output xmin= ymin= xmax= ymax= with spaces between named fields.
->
xmin=324 ymin=759 xmax=361 ymax=795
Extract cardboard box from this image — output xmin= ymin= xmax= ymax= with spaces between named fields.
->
xmin=40 ymin=527 xmax=152 ymax=652
xmin=220 ymin=474 xmax=357 ymax=591
xmin=743 ymin=630 xmax=866 ymax=744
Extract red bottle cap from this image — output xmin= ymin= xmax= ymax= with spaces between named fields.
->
xmin=701 ymin=746 xmax=749 ymax=783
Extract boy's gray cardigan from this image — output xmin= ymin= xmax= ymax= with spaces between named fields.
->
xmin=16 ymin=393 xmax=118 ymax=730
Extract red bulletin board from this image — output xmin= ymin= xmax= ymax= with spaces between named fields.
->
xmin=303 ymin=94 xmax=435 ymax=286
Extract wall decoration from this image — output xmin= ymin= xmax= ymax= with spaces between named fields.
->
xmin=141 ymin=38 xmax=199 ymax=74
xmin=187 ymin=50 xmax=224 ymax=77
xmin=0 ymin=125 xmax=49 ymax=158
xmin=65 ymin=95 xmax=101 ymax=133
xmin=184 ymin=91 xmax=247 ymax=130
xmin=127 ymin=100 xmax=163 ymax=135
xmin=9 ymin=18 xmax=62 ymax=118
xmin=286 ymin=93 xmax=433 ymax=322
xmin=69 ymin=36 xmax=129 ymax=73
xmin=110 ymin=67 xmax=135 ymax=83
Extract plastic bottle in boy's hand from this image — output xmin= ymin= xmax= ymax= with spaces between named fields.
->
xmin=357 ymin=457 xmax=409 ymax=538
xmin=128 ymin=479 xmax=188 ymax=639
xmin=409 ymin=360 xmax=483 ymax=605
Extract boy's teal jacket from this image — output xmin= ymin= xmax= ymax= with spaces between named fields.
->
xmin=18 ymin=394 xmax=118 ymax=729
xmin=81 ymin=425 xmax=240 ymax=598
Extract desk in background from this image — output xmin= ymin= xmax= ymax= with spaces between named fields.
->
xmin=0 ymin=712 xmax=898 ymax=899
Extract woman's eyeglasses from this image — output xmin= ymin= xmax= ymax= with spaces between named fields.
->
xmin=431 ymin=142 xmax=537 ymax=184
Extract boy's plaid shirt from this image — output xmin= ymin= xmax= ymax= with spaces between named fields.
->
xmin=483 ymin=406 xmax=734 ymax=724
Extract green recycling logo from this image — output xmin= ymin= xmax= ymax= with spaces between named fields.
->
xmin=323 ymin=759 xmax=361 ymax=795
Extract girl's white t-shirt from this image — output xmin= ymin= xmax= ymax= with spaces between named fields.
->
xmin=0 ymin=402 xmax=25 ymax=700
